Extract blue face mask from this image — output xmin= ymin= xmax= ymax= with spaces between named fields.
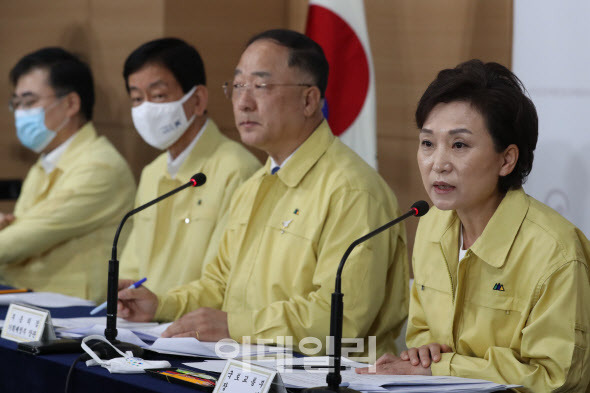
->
xmin=14 ymin=106 xmax=65 ymax=153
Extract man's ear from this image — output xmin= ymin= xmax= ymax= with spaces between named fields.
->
xmin=191 ymin=85 xmax=209 ymax=117
xmin=63 ymin=91 xmax=81 ymax=119
xmin=302 ymin=86 xmax=321 ymax=117
xmin=499 ymin=144 xmax=519 ymax=177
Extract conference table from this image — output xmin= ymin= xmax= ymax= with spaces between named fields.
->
xmin=0 ymin=292 xmax=516 ymax=393
xmin=0 ymin=300 xmax=227 ymax=393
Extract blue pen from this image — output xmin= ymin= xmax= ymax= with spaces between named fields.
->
xmin=89 ymin=277 xmax=147 ymax=315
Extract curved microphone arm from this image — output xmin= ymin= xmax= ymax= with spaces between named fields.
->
xmin=317 ymin=201 xmax=429 ymax=392
xmin=110 ymin=179 xmax=198 ymax=260
xmin=105 ymin=173 xmax=206 ymax=342
xmin=334 ymin=209 xmax=416 ymax=293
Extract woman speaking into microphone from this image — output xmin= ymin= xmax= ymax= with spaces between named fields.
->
xmin=357 ymin=60 xmax=590 ymax=392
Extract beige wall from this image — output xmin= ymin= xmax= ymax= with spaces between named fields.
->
xmin=0 ymin=0 xmax=512 ymax=259
xmin=366 ymin=0 xmax=513 ymax=260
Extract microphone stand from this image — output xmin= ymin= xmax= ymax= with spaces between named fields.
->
xmin=303 ymin=201 xmax=428 ymax=392
xmin=95 ymin=174 xmax=206 ymax=358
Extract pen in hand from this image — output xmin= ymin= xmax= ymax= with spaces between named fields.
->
xmin=89 ymin=277 xmax=147 ymax=315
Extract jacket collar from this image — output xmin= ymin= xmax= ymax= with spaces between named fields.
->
xmin=175 ymin=119 xmax=223 ymax=182
xmin=53 ymin=122 xmax=97 ymax=171
xmin=428 ymin=188 xmax=530 ymax=268
xmin=258 ymin=120 xmax=334 ymax=188
xmin=470 ymin=188 xmax=529 ymax=268
xmin=140 ymin=120 xmax=223 ymax=187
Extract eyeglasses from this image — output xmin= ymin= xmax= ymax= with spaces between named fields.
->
xmin=8 ymin=93 xmax=61 ymax=112
xmin=222 ymin=81 xmax=312 ymax=99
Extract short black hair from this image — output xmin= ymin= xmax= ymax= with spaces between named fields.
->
xmin=415 ymin=59 xmax=538 ymax=193
xmin=246 ymin=29 xmax=329 ymax=98
xmin=123 ymin=38 xmax=206 ymax=93
xmin=10 ymin=47 xmax=95 ymax=120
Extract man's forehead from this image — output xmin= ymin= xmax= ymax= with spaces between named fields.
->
xmin=15 ymin=67 xmax=52 ymax=93
xmin=130 ymin=63 xmax=176 ymax=83
xmin=129 ymin=75 xmax=173 ymax=90
xmin=235 ymin=40 xmax=291 ymax=76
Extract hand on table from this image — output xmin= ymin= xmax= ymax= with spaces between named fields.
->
xmin=400 ymin=343 xmax=452 ymax=368
xmin=355 ymin=352 xmax=432 ymax=376
xmin=161 ymin=307 xmax=230 ymax=341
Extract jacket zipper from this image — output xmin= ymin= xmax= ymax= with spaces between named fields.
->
xmin=440 ymin=244 xmax=455 ymax=303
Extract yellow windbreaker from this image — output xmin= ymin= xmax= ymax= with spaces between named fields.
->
xmin=119 ymin=119 xmax=260 ymax=296
xmin=0 ymin=123 xmax=135 ymax=302
xmin=156 ymin=121 xmax=409 ymax=357
xmin=407 ymin=188 xmax=590 ymax=392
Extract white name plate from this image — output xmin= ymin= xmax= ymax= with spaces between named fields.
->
xmin=1 ymin=303 xmax=56 ymax=343
xmin=213 ymin=359 xmax=287 ymax=393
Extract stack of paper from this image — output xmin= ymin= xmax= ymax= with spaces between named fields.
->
xmin=0 ymin=292 xmax=95 ymax=308
xmin=346 ymin=374 xmax=519 ymax=392
xmin=55 ymin=317 xmax=168 ymax=344
xmin=149 ymin=337 xmax=288 ymax=358
xmin=56 ymin=319 xmax=289 ymax=359
xmin=184 ymin=358 xmax=519 ymax=392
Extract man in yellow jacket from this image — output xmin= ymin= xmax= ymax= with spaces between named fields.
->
xmin=0 ymin=48 xmax=135 ymax=302
xmin=118 ymin=38 xmax=260 ymax=296
xmin=118 ymin=29 xmax=409 ymax=358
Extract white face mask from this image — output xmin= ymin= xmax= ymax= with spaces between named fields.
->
xmin=131 ymin=85 xmax=197 ymax=150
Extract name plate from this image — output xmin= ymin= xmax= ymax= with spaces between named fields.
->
xmin=213 ymin=359 xmax=287 ymax=393
xmin=1 ymin=303 xmax=56 ymax=343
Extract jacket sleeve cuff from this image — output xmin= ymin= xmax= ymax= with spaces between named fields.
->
xmin=154 ymin=293 xmax=180 ymax=322
xmin=431 ymin=352 xmax=454 ymax=376
xmin=228 ymin=310 xmax=254 ymax=342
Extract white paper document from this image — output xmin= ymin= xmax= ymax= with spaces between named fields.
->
xmin=53 ymin=317 xmax=159 ymax=330
xmin=0 ymin=292 xmax=95 ymax=308
xmin=56 ymin=318 xmax=172 ymax=346
xmin=59 ymin=324 xmax=149 ymax=347
xmin=183 ymin=358 xmax=519 ymax=392
xmin=57 ymin=321 xmax=288 ymax=359
xmin=149 ymin=337 xmax=287 ymax=358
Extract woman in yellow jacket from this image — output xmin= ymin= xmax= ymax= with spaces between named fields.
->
xmin=357 ymin=60 xmax=590 ymax=392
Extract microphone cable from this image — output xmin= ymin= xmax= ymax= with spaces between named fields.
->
xmin=64 ymin=353 xmax=85 ymax=393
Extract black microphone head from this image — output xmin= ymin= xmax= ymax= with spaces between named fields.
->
xmin=190 ymin=173 xmax=207 ymax=187
xmin=411 ymin=200 xmax=429 ymax=217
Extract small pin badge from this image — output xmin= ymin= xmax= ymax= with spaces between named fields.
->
xmin=280 ymin=219 xmax=293 ymax=234
xmin=493 ymin=283 xmax=505 ymax=291
xmin=293 ymin=209 xmax=300 ymax=215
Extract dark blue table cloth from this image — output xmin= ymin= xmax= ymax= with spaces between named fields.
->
xmin=0 ymin=300 xmax=217 ymax=393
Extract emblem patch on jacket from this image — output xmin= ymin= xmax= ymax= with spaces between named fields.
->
xmin=493 ymin=283 xmax=505 ymax=291
xmin=280 ymin=219 xmax=293 ymax=234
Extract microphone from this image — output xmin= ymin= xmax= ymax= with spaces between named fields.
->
xmin=303 ymin=200 xmax=429 ymax=393
xmin=102 ymin=173 xmax=206 ymax=356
